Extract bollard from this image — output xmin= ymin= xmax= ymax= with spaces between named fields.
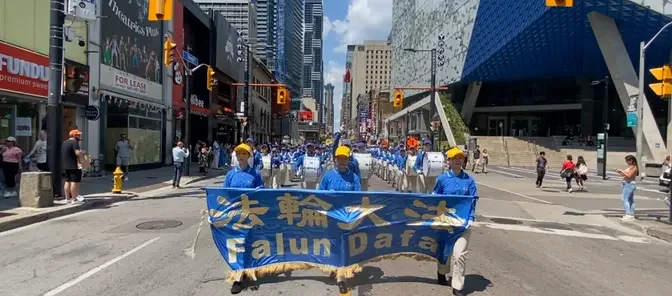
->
xmin=112 ymin=167 xmax=124 ymax=194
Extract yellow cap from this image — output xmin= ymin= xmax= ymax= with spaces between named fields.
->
xmin=234 ymin=143 xmax=252 ymax=154
xmin=335 ymin=146 xmax=351 ymax=157
xmin=446 ymin=147 xmax=465 ymax=159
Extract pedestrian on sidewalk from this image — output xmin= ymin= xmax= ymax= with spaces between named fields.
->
xmin=561 ymin=155 xmax=576 ymax=193
xmin=574 ymin=156 xmax=588 ymax=191
xmin=480 ymin=149 xmax=489 ymax=173
xmin=535 ymin=151 xmax=547 ymax=188
xmin=198 ymin=146 xmax=210 ymax=176
xmin=62 ymin=130 xmax=86 ymax=204
xmin=172 ymin=142 xmax=190 ymax=188
xmin=1 ymin=137 xmax=23 ymax=198
xmin=616 ymin=155 xmax=639 ymax=221
xmin=25 ymin=130 xmax=48 ymax=171
xmin=114 ymin=134 xmax=133 ymax=181
xmin=211 ymin=140 xmax=220 ymax=169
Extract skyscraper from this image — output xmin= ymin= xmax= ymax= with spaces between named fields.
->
xmin=340 ymin=45 xmax=355 ymax=130
xmin=195 ymin=0 xmax=258 ymax=57
xmin=274 ymin=0 xmax=304 ymax=107
xmin=255 ymin=0 xmax=275 ymax=68
xmin=303 ymin=0 xmax=324 ymax=122
xmin=347 ymin=41 xmax=391 ymax=130
xmin=324 ymin=83 xmax=335 ymax=133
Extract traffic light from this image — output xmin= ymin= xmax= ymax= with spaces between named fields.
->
xmin=163 ymin=37 xmax=176 ymax=67
xmin=277 ymin=86 xmax=288 ymax=105
xmin=546 ymin=0 xmax=573 ymax=7
xmin=206 ymin=66 xmax=217 ymax=91
xmin=393 ymin=90 xmax=404 ymax=108
xmin=148 ymin=0 xmax=173 ymax=21
xmin=649 ymin=65 xmax=672 ymax=98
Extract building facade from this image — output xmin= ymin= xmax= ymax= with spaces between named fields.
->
xmin=340 ymin=45 xmax=355 ymax=130
xmin=324 ymin=83 xmax=335 ymax=133
xmin=195 ymin=0 xmax=258 ymax=58
xmin=348 ymin=40 xmax=392 ymax=130
xmin=249 ymin=57 xmax=274 ymax=143
xmin=0 ymin=0 xmax=93 ymax=168
xmin=302 ymin=0 xmax=324 ymax=123
xmin=276 ymin=0 xmax=304 ymax=107
xmin=390 ymin=0 xmax=672 ymax=161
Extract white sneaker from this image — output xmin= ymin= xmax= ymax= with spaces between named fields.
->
xmin=621 ymin=215 xmax=635 ymax=221
xmin=76 ymin=195 xmax=86 ymax=202
xmin=3 ymin=191 xmax=16 ymax=198
xmin=124 ymin=176 xmax=129 ymax=181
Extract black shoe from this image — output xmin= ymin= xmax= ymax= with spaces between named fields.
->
xmin=230 ymin=281 xmax=244 ymax=294
xmin=337 ymin=281 xmax=349 ymax=294
xmin=437 ymin=272 xmax=449 ymax=286
xmin=453 ymin=288 xmax=466 ymax=296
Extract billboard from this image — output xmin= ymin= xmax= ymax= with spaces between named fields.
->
xmin=214 ymin=14 xmax=245 ymax=81
xmin=100 ymin=0 xmax=163 ymax=101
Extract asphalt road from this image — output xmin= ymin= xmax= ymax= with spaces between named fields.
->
xmin=0 ymin=174 xmax=670 ymax=296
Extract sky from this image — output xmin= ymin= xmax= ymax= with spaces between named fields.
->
xmin=322 ymin=0 xmax=393 ymax=129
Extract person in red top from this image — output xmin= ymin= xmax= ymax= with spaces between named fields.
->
xmin=561 ymin=155 xmax=576 ymax=192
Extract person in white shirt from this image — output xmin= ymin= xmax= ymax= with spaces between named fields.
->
xmin=115 ymin=133 xmax=133 ymax=181
xmin=25 ymin=130 xmax=48 ymax=171
xmin=172 ymin=142 xmax=190 ymax=188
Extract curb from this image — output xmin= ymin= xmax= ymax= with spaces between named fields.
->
xmin=0 ymin=192 xmax=137 ymax=233
xmin=614 ymin=218 xmax=672 ymax=243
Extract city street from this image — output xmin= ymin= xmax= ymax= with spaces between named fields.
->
xmin=0 ymin=172 xmax=670 ymax=296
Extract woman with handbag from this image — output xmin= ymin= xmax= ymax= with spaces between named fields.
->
xmin=560 ymin=155 xmax=576 ymax=193
xmin=574 ymin=156 xmax=588 ymax=192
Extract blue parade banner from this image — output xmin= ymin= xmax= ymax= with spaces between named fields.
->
xmin=205 ymin=187 xmax=477 ymax=279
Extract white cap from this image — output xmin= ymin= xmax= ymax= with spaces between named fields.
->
xmin=6 ymin=136 xmax=16 ymax=142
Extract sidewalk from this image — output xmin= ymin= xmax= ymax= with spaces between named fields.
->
xmin=0 ymin=166 xmax=228 ymax=233
xmin=604 ymin=212 xmax=672 ymax=243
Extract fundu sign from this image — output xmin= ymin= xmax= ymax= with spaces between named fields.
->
xmin=202 ymin=187 xmax=477 ymax=282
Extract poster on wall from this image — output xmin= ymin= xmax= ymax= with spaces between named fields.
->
xmin=99 ymin=0 xmax=163 ymax=100
xmin=15 ymin=117 xmax=32 ymax=136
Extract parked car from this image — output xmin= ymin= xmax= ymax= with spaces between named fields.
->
xmin=659 ymin=167 xmax=671 ymax=187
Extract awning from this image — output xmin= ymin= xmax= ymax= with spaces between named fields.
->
xmin=99 ymin=90 xmax=165 ymax=112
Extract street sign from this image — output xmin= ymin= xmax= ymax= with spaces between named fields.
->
xmin=626 ymin=112 xmax=637 ymax=127
xmin=183 ymin=51 xmax=198 ymax=66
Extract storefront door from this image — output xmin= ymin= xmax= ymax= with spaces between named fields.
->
xmin=487 ymin=116 xmax=507 ymax=136
xmin=0 ymin=106 xmax=14 ymax=140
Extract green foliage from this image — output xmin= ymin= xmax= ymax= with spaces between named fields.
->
xmin=439 ymin=94 xmax=467 ymax=145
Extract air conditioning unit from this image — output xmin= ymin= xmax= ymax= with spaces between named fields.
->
xmin=67 ymin=0 xmax=97 ymax=22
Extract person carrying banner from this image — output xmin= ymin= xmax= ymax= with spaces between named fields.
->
xmin=319 ymin=146 xmax=361 ymax=191
xmin=223 ymin=143 xmax=265 ymax=294
xmin=432 ymin=147 xmax=476 ymax=296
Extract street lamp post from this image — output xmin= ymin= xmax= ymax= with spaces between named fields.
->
xmin=636 ymin=21 xmax=672 ymax=168
xmin=403 ymin=48 xmax=438 ymax=150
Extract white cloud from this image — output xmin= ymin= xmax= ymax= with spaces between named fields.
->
xmin=324 ymin=60 xmax=345 ymax=128
xmin=323 ymin=16 xmax=333 ymax=39
xmin=330 ymin=0 xmax=393 ymax=53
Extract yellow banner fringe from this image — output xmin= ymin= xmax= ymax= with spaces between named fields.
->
xmin=225 ymin=252 xmax=442 ymax=284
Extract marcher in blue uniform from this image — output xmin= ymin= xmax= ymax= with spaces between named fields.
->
xmin=245 ymin=137 xmax=264 ymax=171
xmin=319 ymin=146 xmax=361 ymax=191
xmin=432 ymin=147 xmax=476 ymax=296
xmin=331 ymin=132 xmax=361 ymax=177
xmin=223 ymin=143 xmax=264 ymax=294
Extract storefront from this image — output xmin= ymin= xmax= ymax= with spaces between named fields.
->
xmin=213 ymin=105 xmax=236 ymax=144
xmin=0 ymin=41 xmax=89 ymax=156
xmin=100 ymin=0 xmax=165 ymax=169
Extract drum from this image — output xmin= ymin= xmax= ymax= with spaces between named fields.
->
xmin=231 ymin=151 xmax=254 ymax=168
xmin=422 ymin=152 xmax=445 ymax=177
xmin=302 ymin=156 xmax=321 ymax=183
xmin=261 ymin=155 xmax=272 ymax=178
xmin=353 ymin=153 xmax=372 ymax=179
xmin=406 ymin=155 xmax=418 ymax=176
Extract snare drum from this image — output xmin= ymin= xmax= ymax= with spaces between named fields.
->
xmin=353 ymin=153 xmax=372 ymax=179
xmin=261 ymin=155 xmax=272 ymax=178
xmin=422 ymin=152 xmax=445 ymax=177
xmin=302 ymin=156 xmax=321 ymax=183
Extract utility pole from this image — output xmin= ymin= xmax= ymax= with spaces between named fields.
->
xmin=184 ymin=71 xmax=192 ymax=176
xmin=47 ymin=0 xmax=65 ymax=197
xmin=243 ymin=44 xmax=251 ymax=139
xmin=429 ymin=48 xmax=437 ymax=150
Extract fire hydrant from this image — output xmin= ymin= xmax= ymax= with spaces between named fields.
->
xmin=112 ymin=167 xmax=124 ymax=194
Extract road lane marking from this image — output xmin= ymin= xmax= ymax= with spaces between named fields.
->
xmin=476 ymin=182 xmax=553 ymax=204
xmin=494 ymin=166 xmax=535 ymax=174
xmin=43 ymin=237 xmax=161 ymax=296
xmin=486 ymin=168 xmax=526 ymax=178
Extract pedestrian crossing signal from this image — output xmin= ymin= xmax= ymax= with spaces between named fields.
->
xmin=163 ymin=37 xmax=177 ymax=67
xmin=207 ymin=66 xmax=217 ymax=91
xmin=277 ymin=87 xmax=288 ymax=105
xmin=546 ymin=0 xmax=573 ymax=7
xmin=149 ymin=0 xmax=173 ymax=21
xmin=393 ymin=90 xmax=404 ymax=108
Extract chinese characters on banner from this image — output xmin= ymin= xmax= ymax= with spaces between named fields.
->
xmin=205 ymin=188 xmax=477 ymax=273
